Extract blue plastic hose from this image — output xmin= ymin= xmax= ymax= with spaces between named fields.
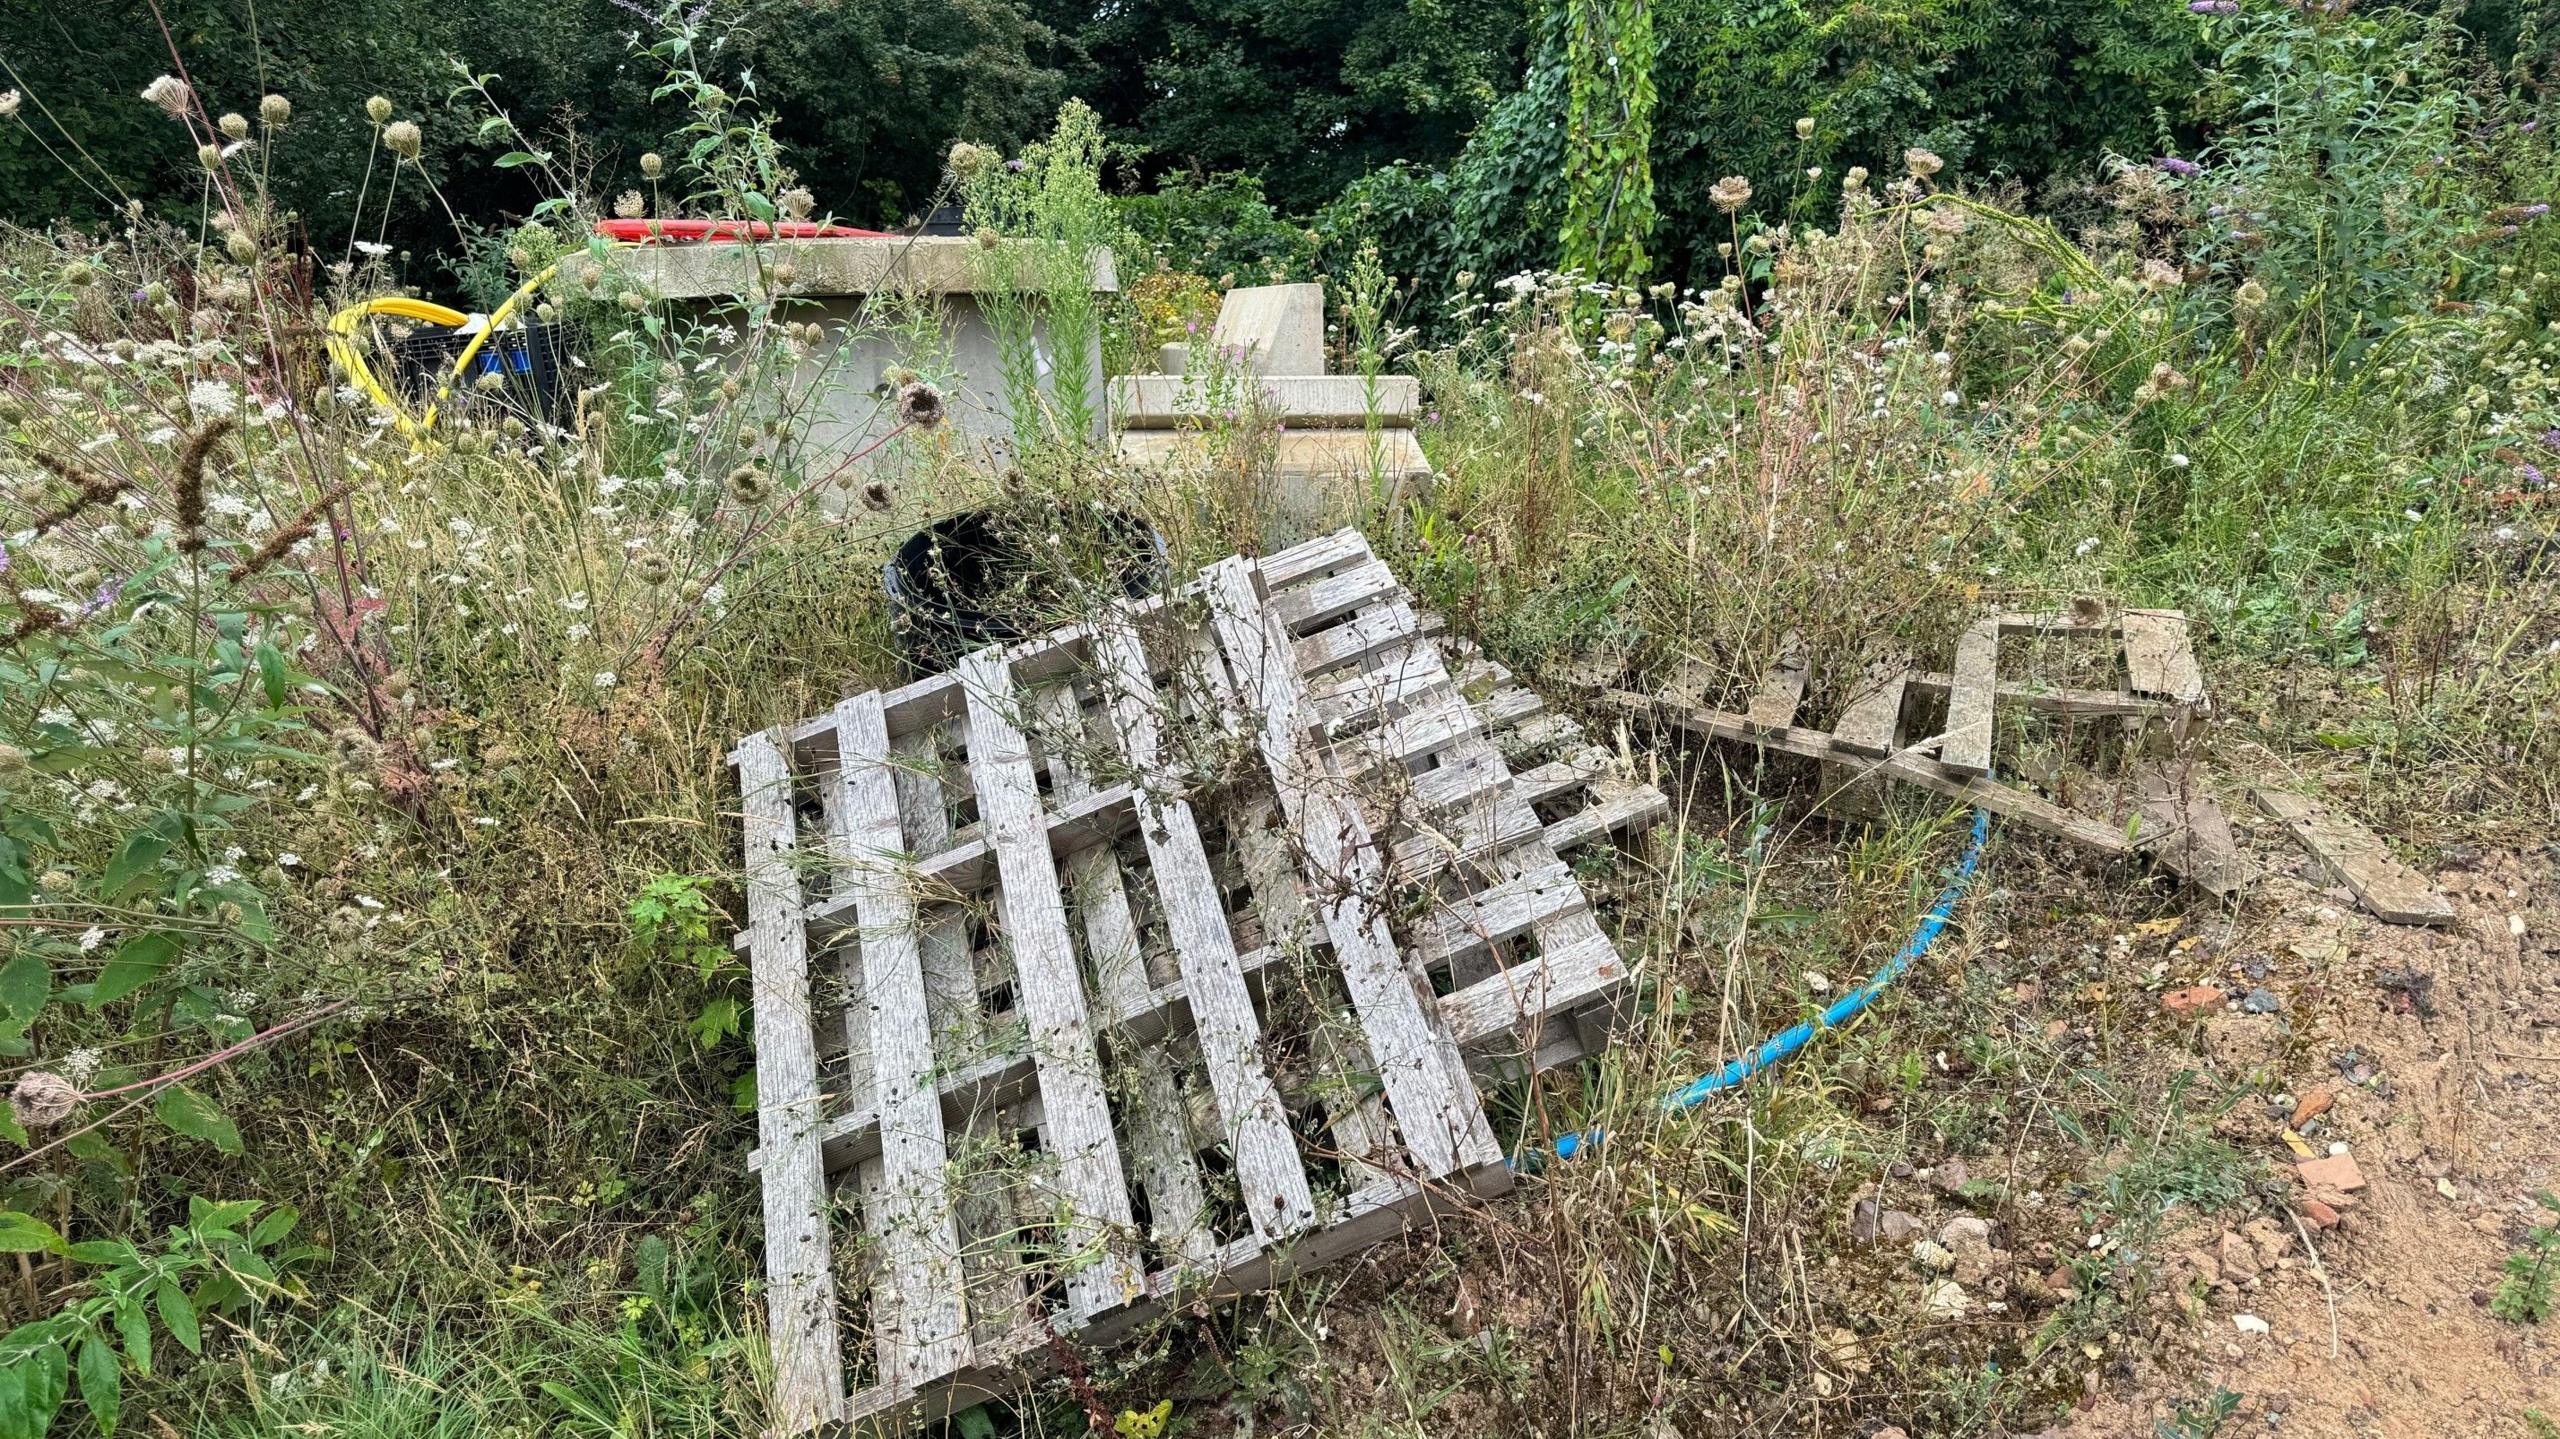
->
xmin=1541 ymin=804 xmax=1992 ymax=1163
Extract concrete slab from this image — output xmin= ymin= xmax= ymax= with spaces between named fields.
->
xmin=1111 ymin=374 xmax=1419 ymax=429
xmin=1208 ymin=283 xmax=1326 ymax=375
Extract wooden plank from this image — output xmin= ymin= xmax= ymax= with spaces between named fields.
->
xmin=1903 ymin=671 xmax=2173 ymax=719
xmin=2122 ymin=609 xmax=2207 ymax=709
xmin=2130 ymin=761 xmax=2250 ymax=898
xmin=2253 ymin=789 xmax=2452 ymax=925
xmin=731 ymin=732 xmax=848 ymax=1432
xmin=1745 ymin=630 xmax=1810 ymax=736
xmin=1030 ymin=683 xmax=1218 ymax=1272
xmin=1095 ymin=617 xmax=1319 ymax=1244
xmin=1940 ymin=619 xmax=2000 ymax=777
xmin=829 ymin=696 xmax=971 ymax=1389
xmin=1203 ymin=558 xmax=1499 ymax=1179
xmin=1832 ymin=650 xmax=1911 ymax=758
xmin=957 ymin=651 xmax=1146 ymax=1319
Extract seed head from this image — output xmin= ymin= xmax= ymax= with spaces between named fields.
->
xmin=0 ymin=91 xmax=22 ymax=119
xmin=634 ymin=552 xmax=672 ymax=584
xmin=1794 ymin=116 xmax=1815 ymax=140
xmin=219 ymin=111 xmax=250 ymax=140
xmin=366 ymin=94 xmax=392 ymax=124
xmin=10 ymin=1072 xmax=79 ymax=1129
xmin=614 ymin=190 xmax=644 ymax=219
xmin=2139 ymin=258 xmax=2183 ymax=293
xmin=861 ymin=481 xmax=893 ymax=512
xmin=0 ymin=741 xmax=26 ymax=773
xmin=260 ymin=93 xmax=291 ymax=126
xmin=2235 ymin=278 xmax=2269 ymax=308
xmin=725 ymin=464 xmax=772 ymax=505
xmin=225 ymin=229 xmax=258 ymax=264
xmin=639 ymin=151 xmax=663 ymax=180
xmin=974 ymin=226 xmax=1001 ymax=250
xmin=1844 ymin=165 xmax=1869 ymax=189
xmin=1904 ymin=147 xmax=1945 ymax=179
xmin=197 ymin=144 xmax=224 ymax=172
xmin=896 ymin=380 xmax=946 ymax=429
xmin=946 ymin=140 xmax=992 ymax=179
xmin=779 ymin=187 xmax=814 ymax=220
xmin=384 ymin=120 xmax=422 ymax=159
xmin=141 ymin=75 xmax=191 ymax=119
xmin=1710 ymin=175 xmax=1753 ymax=214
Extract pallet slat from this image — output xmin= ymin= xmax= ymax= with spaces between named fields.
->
xmin=958 ymin=651 xmax=1147 ymax=1319
xmin=732 ymin=732 xmax=848 ymax=1432
xmin=1095 ymin=616 xmax=1320 ymax=1243
xmin=1940 ymin=619 xmax=2000 ymax=777
xmin=1204 ymin=558 xmax=1500 ymax=1180
xmin=829 ymin=695 xmax=973 ymax=1390
xmin=2253 ymin=788 xmax=2452 ymax=925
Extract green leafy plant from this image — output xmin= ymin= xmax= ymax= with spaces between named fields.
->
xmin=2492 ymin=1191 xmax=2560 ymax=1324
xmin=2156 ymin=1386 xmax=2241 ymax=1439
xmin=0 ymin=1200 xmax=319 ymax=1436
xmin=1560 ymin=0 xmax=1657 ymax=283
xmin=627 ymin=874 xmax=743 ymax=1050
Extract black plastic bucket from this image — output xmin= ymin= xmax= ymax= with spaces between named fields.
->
xmin=884 ymin=508 xmax=1167 ymax=674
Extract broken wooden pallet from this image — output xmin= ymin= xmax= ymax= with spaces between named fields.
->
xmin=733 ymin=529 xmax=1664 ymax=1430
xmin=1583 ymin=607 xmax=2245 ymax=895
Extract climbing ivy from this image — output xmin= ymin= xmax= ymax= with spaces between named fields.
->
xmin=1560 ymin=0 xmax=1657 ymax=284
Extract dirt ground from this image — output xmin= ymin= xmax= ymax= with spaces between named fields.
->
xmin=2046 ymin=834 xmax=2560 ymax=1437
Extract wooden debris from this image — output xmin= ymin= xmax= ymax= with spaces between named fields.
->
xmin=1939 ymin=619 xmax=2000 ymax=777
xmin=1570 ymin=603 xmax=2239 ymax=897
xmin=735 ymin=530 xmax=1666 ymax=1427
xmin=2131 ymin=760 xmax=2251 ymax=897
xmin=2253 ymin=789 xmax=2453 ymax=926
xmin=1745 ymin=630 xmax=1810 ymax=736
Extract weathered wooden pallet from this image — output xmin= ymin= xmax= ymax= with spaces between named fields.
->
xmin=1583 ymin=607 xmax=2247 ymax=896
xmin=732 ymin=530 xmax=1664 ymax=1431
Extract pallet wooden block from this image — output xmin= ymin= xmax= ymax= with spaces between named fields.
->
xmin=732 ymin=529 xmax=1665 ymax=1430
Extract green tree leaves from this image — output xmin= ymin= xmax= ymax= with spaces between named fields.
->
xmin=151 ymin=1086 xmax=241 ymax=1156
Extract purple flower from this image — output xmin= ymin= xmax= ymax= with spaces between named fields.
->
xmin=74 ymin=577 xmax=122 ymax=619
xmin=2527 ymin=121 xmax=2541 ymax=133
xmin=2525 ymin=463 xmax=2549 ymax=488
xmin=2539 ymin=427 xmax=2560 ymax=450
xmin=2188 ymin=0 xmax=2238 ymax=12
xmin=2527 ymin=204 xmax=2552 ymax=217
xmin=2158 ymin=157 xmax=2202 ymax=177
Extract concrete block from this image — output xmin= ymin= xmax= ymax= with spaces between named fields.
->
xmin=1208 ymin=283 xmax=1326 ymax=375
xmin=1110 ymin=374 xmax=1419 ymax=429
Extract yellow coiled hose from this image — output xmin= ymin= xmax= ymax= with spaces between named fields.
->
xmin=322 ymin=258 xmax=562 ymax=443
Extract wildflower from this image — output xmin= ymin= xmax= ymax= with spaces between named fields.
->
xmin=1795 ymin=116 xmax=1815 ymax=139
xmin=947 ymin=140 xmax=992 ymax=178
xmin=633 ymin=552 xmax=672 ymax=585
xmin=779 ymin=188 xmax=814 ymax=220
xmin=1844 ymin=166 xmax=1868 ymax=188
xmin=2075 ymin=537 xmax=2101 ymax=556
xmin=2188 ymin=1 xmax=2238 ymax=11
xmin=897 ymin=381 xmax=946 ymax=429
xmin=226 ymin=229 xmax=258 ymax=264
xmin=142 ymin=75 xmax=191 ymax=118
xmin=619 ymin=290 xmax=648 ymax=313
xmin=2525 ymin=462 xmax=2549 ymax=488
xmin=640 ymin=150 xmax=663 ymax=179
xmin=2235 ymin=278 xmax=2269 ymax=309
xmin=593 ymin=671 xmax=618 ymax=690
xmin=384 ymin=119 xmax=422 ymax=159
xmin=2139 ymin=258 xmax=2183 ymax=292
xmin=197 ymin=143 xmax=224 ymax=172
xmin=614 ymin=190 xmax=644 ymax=219
xmin=974 ymin=225 xmax=1001 ymax=250
xmin=260 ymin=93 xmax=291 ymax=126
xmin=1904 ymin=147 xmax=1944 ymax=179
xmin=218 ymin=111 xmax=250 ymax=140
xmin=1710 ymin=175 xmax=1753 ymax=213
xmin=0 ymin=91 xmax=20 ymax=119
xmin=725 ymin=464 xmax=771 ymax=504
xmin=10 ymin=1072 xmax=79 ymax=1129
xmin=2157 ymin=156 xmax=2201 ymax=177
